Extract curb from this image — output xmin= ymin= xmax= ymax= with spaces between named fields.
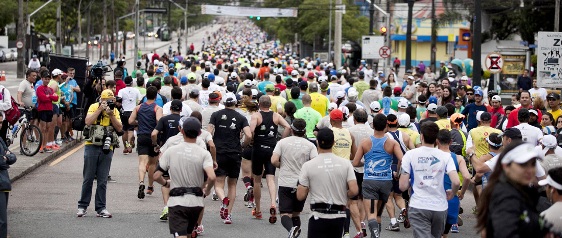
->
xmin=10 ymin=140 xmax=80 ymax=183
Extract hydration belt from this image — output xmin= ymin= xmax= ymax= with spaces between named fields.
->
xmin=310 ymin=203 xmax=347 ymax=214
xmin=169 ymin=187 xmax=204 ymax=197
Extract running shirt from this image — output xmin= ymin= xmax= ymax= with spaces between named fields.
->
xmin=209 ymin=108 xmax=249 ymax=154
xmin=332 ymin=127 xmax=352 ymax=160
xmin=467 ymin=126 xmax=502 ymax=158
xmin=444 ymin=152 xmax=460 ymax=190
xmin=514 ymin=123 xmax=544 ymax=146
xmin=137 ymin=102 xmax=158 ymax=135
xmin=155 ymin=114 xmax=181 ymax=144
xmin=401 ymin=146 xmax=457 ymax=211
xmin=348 ymin=124 xmax=374 ymax=173
xmin=294 ymin=107 xmax=322 ymax=140
xmin=435 ymin=118 xmax=451 ymax=130
xmin=269 ymin=95 xmax=287 ymax=113
xmin=310 ymin=92 xmax=329 ymax=116
xmin=363 ymin=136 xmax=393 ymax=181
xmin=118 ymin=87 xmax=142 ymax=112
xmin=254 ymin=111 xmax=278 ymax=148
xmin=201 ymin=105 xmax=221 ymax=130
xmin=159 ymin=142 xmax=213 ymax=208
xmin=273 ymin=136 xmax=318 ymax=188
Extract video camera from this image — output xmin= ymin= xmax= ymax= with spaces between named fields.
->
xmin=90 ymin=60 xmax=112 ymax=79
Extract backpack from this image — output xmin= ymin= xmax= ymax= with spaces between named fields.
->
xmin=1 ymin=88 xmax=21 ymax=125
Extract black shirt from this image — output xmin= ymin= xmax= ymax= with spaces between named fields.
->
xmin=209 ymin=108 xmax=249 ymax=154
xmin=155 ymin=113 xmax=181 ymax=145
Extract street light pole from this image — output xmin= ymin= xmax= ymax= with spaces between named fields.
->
xmin=134 ymin=0 xmax=139 ymax=62
xmin=368 ymin=1 xmax=374 ymax=35
xmin=185 ymin=0 xmax=188 ymax=55
xmin=473 ymin=0 xmax=482 ymax=87
xmin=17 ymin=0 xmax=25 ymax=78
xmin=56 ymin=0 xmax=61 ymax=54
xmin=406 ymin=0 xmax=414 ymax=71
xmin=328 ymin=0 xmax=332 ymax=64
xmin=334 ymin=0 xmax=342 ymax=69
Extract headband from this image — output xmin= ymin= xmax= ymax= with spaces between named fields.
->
xmin=486 ymin=136 xmax=502 ymax=148
xmin=291 ymin=124 xmax=306 ymax=133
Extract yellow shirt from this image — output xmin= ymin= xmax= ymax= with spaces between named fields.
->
xmin=310 ymin=92 xmax=329 ymax=116
xmin=48 ymin=79 xmax=61 ymax=104
xmin=549 ymin=108 xmax=562 ymax=122
xmin=398 ymin=127 xmax=420 ymax=146
xmin=269 ymin=95 xmax=287 ymax=113
xmin=85 ymin=102 xmax=121 ymax=146
xmin=436 ymin=118 xmax=451 ymax=131
xmin=332 ymin=127 xmax=352 ymax=160
xmin=469 ymin=126 xmax=502 ymax=158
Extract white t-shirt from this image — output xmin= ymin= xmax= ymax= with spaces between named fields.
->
xmin=273 ymin=136 xmax=318 ymax=188
xmin=348 ymin=123 xmax=374 ymax=173
xmin=401 ymin=146 xmax=457 ymax=211
xmin=118 ymin=87 xmax=142 ymax=112
xmin=514 ymin=123 xmax=543 ymax=146
xmin=162 ymin=101 xmax=193 ymax=118
xmin=529 ymin=88 xmax=548 ymax=101
xmin=485 ymin=153 xmax=546 ymax=177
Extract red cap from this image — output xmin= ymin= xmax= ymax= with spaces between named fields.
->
xmin=393 ymin=87 xmax=402 ymax=94
xmin=307 ymin=72 xmax=315 ymax=78
xmin=330 ymin=109 xmax=343 ymax=121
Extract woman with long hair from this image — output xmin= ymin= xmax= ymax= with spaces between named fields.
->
xmin=426 ymin=83 xmax=437 ymax=99
xmin=441 ymin=86 xmax=454 ymax=105
xmin=476 ymin=142 xmax=544 ymax=238
xmin=542 ymin=112 xmax=556 ymax=135
xmin=387 ymin=73 xmax=397 ymax=89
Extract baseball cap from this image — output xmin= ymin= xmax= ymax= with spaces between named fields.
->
xmin=436 ymin=106 xmax=448 ymax=117
xmin=479 ymin=112 xmax=491 ymax=121
xmin=398 ymin=114 xmax=410 ymax=127
xmin=370 ymin=101 xmax=381 ymax=112
xmin=348 ymin=88 xmax=359 ymax=98
xmin=427 ymin=103 xmax=438 ymax=112
xmin=448 ymin=76 xmax=456 ymax=82
xmin=461 ymin=76 xmax=469 ymax=81
xmin=215 ymin=77 xmax=225 ymax=85
xmin=330 ymin=109 xmax=344 ymax=121
xmin=243 ymin=79 xmax=252 ymax=87
xmin=529 ymin=109 xmax=539 ymax=116
xmin=501 ymin=142 xmax=543 ymax=165
xmin=100 ymin=89 xmax=115 ymax=99
xmin=188 ymin=73 xmax=197 ymax=81
xmin=318 ymin=76 xmax=327 ymax=83
xmin=224 ymin=93 xmax=237 ymax=105
xmin=307 ymin=72 xmax=315 ymax=79
xmin=491 ymin=95 xmax=501 ymax=102
xmin=41 ymin=71 xmax=51 ymax=78
xmin=207 ymin=74 xmax=215 ymax=81
xmin=428 ymin=96 xmax=438 ymax=105
xmin=328 ymin=102 xmax=338 ymax=111
xmin=156 ymin=68 xmax=163 ymax=74
xmin=170 ymin=99 xmax=183 ymax=111
xmin=542 ymin=134 xmax=558 ymax=148
xmin=454 ymin=96 xmax=462 ymax=102
xmin=208 ymin=92 xmax=221 ymax=102
xmin=474 ymin=89 xmax=483 ymax=96
xmin=502 ymin=128 xmax=523 ymax=139
xmin=291 ymin=70 xmax=299 ymax=76
xmin=336 ymin=91 xmax=346 ymax=99
xmin=169 ymin=63 xmax=175 ymax=68
xmin=547 ymin=93 xmax=561 ymax=100
xmin=182 ymin=117 xmax=202 ymax=137
xmin=309 ymin=83 xmax=319 ymax=92
xmin=180 ymin=76 xmax=188 ymax=84
xmin=189 ymin=89 xmax=200 ymax=97
xmin=407 ymin=75 xmax=414 ymax=80
xmin=450 ymin=113 xmax=465 ymax=125
xmin=538 ymin=174 xmax=562 ymax=190
xmin=230 ymin=72 xmax=238 ymax=78
xmin=52 ymin=69 xmax=63 ymax=76
xmin=299 ymin=80 xmax=308 ymax=89
xmin=398 ymin=98 xmax=409 ymax=109
xmin=393 ymin=87 xmax=402 ymax=95
xmin=440 ymin=60 xmax=445 ymax=64
xmin=265 ymin=84 xmax=275 ymax=92
xmin=543 ymin=125 xmax=556 ymax=135
xmin=317 ymin=128 xmax=335 ymax=148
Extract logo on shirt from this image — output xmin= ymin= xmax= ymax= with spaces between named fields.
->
xmin=230 ymin=122 xmax=237 ymax=130
xmin=260 ymin=125 xmax=266 ymax=130
xmin=430 ymin=156 xmax=440 ymax=166
xmin=232 ymin=117 xmax=237 ymax=121
xmin=221 ymin=115 xmax=227 ymax=120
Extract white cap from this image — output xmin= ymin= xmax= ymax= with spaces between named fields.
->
xmin=491 ymin=95 xmax=502 ymax=102
xmin=251 ymin=89 xmax=258 ymax=96
xmin=501 ymin=143 xmax=543 ymax=164
xmin=407 ymin=75 xmax=415 ymax=80
xmin=318 ymin=76 xmax=328 ymax=83
xmin=348 ymin=89 xmax=359 ymax=98
xmin=378 ymin=71 xmax=384 ymax=74
xmin=398 ymin=114 xmax=411 ymax=127
xmin=291 ymin=70 xmax=299 ymax=76
xmin=538 ymin=175 xmax=562 ymax=190
xmin=476 ymin=111 xmax=484 ymax=121
xmin=336 ymin=91 xmax=346 ymax=99
xmin=427 ymin=103 xmax=438 ymax=112
xmin=529 ymin=109 xmax=539 ymax=116
xmin=328 ymin=102 xmax=338 ymax=111
xmin=154 ymin=59 xmax=160 ymax=66
xmin=542 ymin=134 xmax=558 ymax=148
xmin=51 ymin=69 xmax=63 ymax=76
xmin=398 ymin=98 xmax=409 ymax=109
xmin=448 ymin=77 xmax=456 ymax=82
xmin=243 ymin=79 xmax=252 ymax=87
xmin=230 ymin=72 xmax=238 ymax=78
xmin=204 ymin=72 xmax=210 ymax=79
xmin=215 ymin=77 xmax=225 ymax=85
xmin=461 ymin=76 xmax=469 ymax=81
xmin=370 ymin=101 xmax=381 ymax=112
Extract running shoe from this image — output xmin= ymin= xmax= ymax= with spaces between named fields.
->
xmin=138 ymin=184 xmax=145 ymax=199
xmin=269 ymin=206 xmax=277 ymax=224
xmin=196 ymin=225 xmax=204 ymax=235
xmin=247 ymin=186 xmax=254 ymax=201
xmin=252 ymin=208 xmax=262 ymax=219
xmin=212 ymin=192 xmax=219 ymax=201
xmin=372 ymin=227 xmax=380 ymax=238
xmin=400 ymin=208 xmax=411 ymax=229
xmin=76 ymin=208 xmax=87 ymax=217
xmin=123 ymin=148 xmax=129 ymax=155
xmin=160 ymin=207 xmax=168 ymax=221
xmin=146 ymin=186 xmax=154 ymax=195
xmin=223 ymin=214 xmax=232 ymax=224
xmin=342 ymin=233 xmax=350 ymax=238
xmin=246 ymin=200 xmax=255 ymax=208
xmin=361 ymin=221 xmax=367 ymax=237
xmin=107 ymin=176 xmax=117 ymax=183
xmin=220 ymin=197 xmax=229 ymax=219
xmin=397 ymin=211 xmax=405 ymax=223
xmin=385 ymin=223 xmax=400 ymax=231
xmin=353 ymin=232 xmax=363 ymax=238
xmin=288 ymin=226 xmax=301 ymax=238
xmin=55 ymin=139 xmax=63 ymax=146
xmin=451 ymin=224 xmax=459 ymax=233
xmin=39 ymin=147 xmax=45 ymax=153
xmin=52 ymin=144 xmax=61 ymax=150
xmin=96 ymin=209 xmax=112 ymax=218
xmin=44 ymin=146 xmax=53 ymax=153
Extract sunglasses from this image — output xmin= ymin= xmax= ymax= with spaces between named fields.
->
xmin=547 ymin=98 xmax=558 ymax=101
xmin=466 ymin=93 xmax=474 ymax=95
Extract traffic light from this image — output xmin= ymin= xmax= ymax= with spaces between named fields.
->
xmin=380 ymin=26 xmax=387 ymax=36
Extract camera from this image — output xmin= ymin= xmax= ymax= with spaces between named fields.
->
xmin=107 ymin=100 xmax=116 ymax=110
xmin=90 ymin=61 xmax=112 ymax=79
xmin=102 ymin=134 xmax=112 ymax=154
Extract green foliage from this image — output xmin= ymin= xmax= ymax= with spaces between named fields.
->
xmin=0 ymin=0 xmax=17 ymax=34
xmin=483 ymin=70 xmax=491 ymax=79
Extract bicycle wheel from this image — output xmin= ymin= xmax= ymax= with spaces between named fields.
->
xmin=20 ymin=124 xmax=42 ymax=156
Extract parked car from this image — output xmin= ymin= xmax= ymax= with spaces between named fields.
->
xmin=88 ymin=36 xmax=99 ymax=46
xmin=126 ymin=31 xmax=135 ymax=39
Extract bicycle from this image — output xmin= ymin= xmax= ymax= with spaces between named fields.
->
xmin=5 ymin=107 xmax=43 ymax=156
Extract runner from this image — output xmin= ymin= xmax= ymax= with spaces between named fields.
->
xmin=271 ymin=118 xmax=318 ymax=238
xmin=117 ymin=76 xmax=142 ymax=154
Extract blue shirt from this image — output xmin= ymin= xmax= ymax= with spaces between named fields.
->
xmin=363 ymin=136 xmax=393 ymax=181
xmin=142 ymin=94 xmax=165 ymax=107
xmin=257 ymin=81 xmax=274 ymax=95
xmin=461 ymin=103 xmax=488 ymax=131
xmin=59 ymin=82 xmax=73 ymax=108
xmin=68 ymin=79 xmax=78 ymax=105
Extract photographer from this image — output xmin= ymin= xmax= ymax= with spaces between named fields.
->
xmin=0 ymin=113 xmax=17 ymax=237
xmin=77 ymin=89 xmax=122 ymax=218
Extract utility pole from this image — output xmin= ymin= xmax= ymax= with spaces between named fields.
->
xmin=78 ymin=0 xmax=82 ymax=47
xmin=369 ymin=1 xmax=374 ymax=35
xmin=111 ymin=0 xmax=115 ymax=57
xmin=102 ymin=0 xmax=108 ymax=59
xmin=134 ymin=0 xmax=139 ymax=62
xmin=473 ymin=0 xmax=482 ymax=86
xmin=185 ymin=0 xmax=188 ymax=56
xmin=17 ymin=0 xmax=25 ymax=78
xmin=56 ymin=0 xmax=61 ymax=54
xmin=334 ymin=0 xmax=342 ymax=69
xmin=430 ymin=0 xmax=436 ymax=72
xmin=328 ymin=0 xmax=332 ymax=64
xmin=86 ymin=4 xmax=90 ymax=59
xmin=406 ymin=0 xmax=414 ymax=71
xmin=556 ymin=0 xmax=560 ymax=31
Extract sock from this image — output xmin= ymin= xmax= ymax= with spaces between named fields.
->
xmin=281 ymin=215 xmax=293 ymax=232
xmin=292 ymin=216 xmax=301 ymax=227
xmin=391 ymin=218 xmax=397 ymax=225
xmin=368 ymin=219 xmax=379 ymax=235
xmin=344 ymin=209 xmax=351 ymax=233
xmin=401 ymin=208 xmax=406 ymax=212
xmin=242 ymin=176 xmax=252 ymax=188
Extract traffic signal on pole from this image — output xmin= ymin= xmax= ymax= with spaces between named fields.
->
xmin=380 ymin=26 xmax=387 ymax=36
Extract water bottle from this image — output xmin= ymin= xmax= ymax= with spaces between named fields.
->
xmin=11 ymin=124 xmax=18 ymax=135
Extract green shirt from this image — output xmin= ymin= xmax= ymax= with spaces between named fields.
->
xmin=353 ymin=81 xmax=369 ymax=99
xmin=294 ymin=107 xmax=322 ymax=139
xmin=290 ymin=99 xmax=304 ymax=110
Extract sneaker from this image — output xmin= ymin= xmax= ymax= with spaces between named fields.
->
xmin=361 ymin=221 xmax=367 ymax=237
xmin=247 ymin=186 xmax=254 ymax=201
xmin=55 ymin=139 xmax=63 ymax=146
xmin=288 ymin=226 xmax=301 ymax=238
xmin=385 ymin=222 xmax=400 ymax=231
xmin=44 ymin=146 xmax=53 ymax=153
xmin=252 ymin=208 xmax=262 ymax=219
xmin=353 ymin=232 xmax=362 ymax=238
xmin=397 ymin=211 xmax=405 ymax=223
xmin=342 ymin=233 xmax=350 ymax=238
xmin=400 ymin=208 xmax=411 ymax=229
xmin=39 ymin=147 xmax=45 ymax=153
xmin=223 ymin=214 xmax=232 ymax=224
xmin=107 ymin=176 xmax=117 ymax=183
xmin=138 ymin=184 xmax=145 ymax=199
xmin=372 ymin=227 xmax=380 ymax=238
xmin=196 ymin=225 xmax=204 ymax=235
xmin=76 ymin=208 xmax=87 ymax=217
xmin=269 ymin=206 xmax=277 ymax=224
xmin=246 ymin=200 xmax=255 ymax=208
xmin=96 ymin=209 xmax=112 ymax=218
xmin=146 ymin=186 xmax=154 ymax=195
xmin=52 ymin=144 xmax=61 ymax=150
xmin=123 ymin=148 xmax=129 ymax=155
xmin=160 ymin=207 xmax=168 ymax=221
xmin=220 ymin=197 xmax=229 ymax=219
xmin=212 ymin=193 xmax=219 ymax=201
xmin=451 ymin=224 xmax=459 ymax=233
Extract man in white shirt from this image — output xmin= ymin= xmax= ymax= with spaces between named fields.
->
xmin=118 ymin=76 xmax=142 ymax=154
xmin=514 ymin=108 xmax=543 ymax=146
xmin=162 ymin=87 xmax=192 ymax=118
xmin=399 ymin=122 xmax=460 ymax=238
xmin=28 ymin=55 xmax=41 ymax=70
xmin=364 ymin=65 xmax=374 ymax=83
xmin=528 ymin=78 xmax=548 ymax=101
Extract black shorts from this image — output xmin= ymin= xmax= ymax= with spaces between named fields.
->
xmin=38 ymin=110 xmax=53 ymax=123
xmin=351 ymin=171 xmax=364 ymax=200
xmin=251 ymin=145 xmax=275 ymax=176
xmin=61 ymin=106 xmax=74 ymax=119
xmin=120 ymin=111 xmax=134 ymax=131
xmin=22 ymin=108 xmax=38 ymax=120
xmin=137 ymin=134 xmax=159 ymax=157
xmin=242 ymin=146 xmax=253 ymax=160
xmin=52 ymin=104 xmax=60 ymax=115
xmin=278 ymin=186 xmax=305 ymax=214
xmin=216 ymin=152 xmax=241 ymax=178
xmin=391 ymin=164 xmax=401 ymax=194
xmin=168 ymin=206 xmax=203 ymax=236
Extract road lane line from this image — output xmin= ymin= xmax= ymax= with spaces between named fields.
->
xmin=49 ymin=144 xmax=85 ymax=166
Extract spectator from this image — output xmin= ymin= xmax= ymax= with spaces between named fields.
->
xmin=517 ymin=69 xmax=532 ymax=91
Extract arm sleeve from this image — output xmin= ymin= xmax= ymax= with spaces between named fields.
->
xmin=309 ymin=145 xmax=319 ymax=159
xmin=466 ymin=133 xmax=473 ymax=149
xmin=17 ymin=81 xmax=27 ymax=93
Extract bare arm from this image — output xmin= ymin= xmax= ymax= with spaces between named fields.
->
xmin=447 ymin=170 xmax=461 ymax=200
xmin=155 ymin=107 xmax=163 ymax=122
xmin=352 ymin=140 xmax=367 ymax=167
xmin=271 ymin=152 xmax=281 ymax=168
xmin=472 ymin=154 xmax=492 ymax=174
xmin=151 ymin=129 xmax=159 ymax=146
xmin=249 ymin=113 xmax=259 ymax=137
xmin=207 ymin=124 xmax=215 ymax=136
xmin=399 ymin=172 xmax=411 ymax=192
xmin=457 ymin=155 xmax=472 ymax=200
xmin=347 ymin=180 xmax=359 ymax=198
xmin=207 ymin=140 xmax=217 ymax=168
xmin=296 ymin=185 xmax=309 ymax=201
xmin=203 ymin=166 xmax=216 ymax=196
xmin=128 ymin=106 xmax=139 ymax=125
xmin=276 ymin=113 xmax=291 ymax=139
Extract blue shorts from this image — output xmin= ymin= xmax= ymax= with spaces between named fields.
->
xmin=52 ymin=104 xmax=60 ymax=115
xmin=446 ymin=196 xmax=460 ymax=224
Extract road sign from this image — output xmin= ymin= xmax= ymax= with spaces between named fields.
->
xmin=379 ymin=46 xmax=391 ymax=58
xmin=16 ymin=40 xmax=23 ymax=49
xmin=537 ymin=32 xmax=562 ymax=87
xmin=485 ymin=52 xmax=503 ymax=73
xmin=361 ymin=36 xmax=384 ymax=59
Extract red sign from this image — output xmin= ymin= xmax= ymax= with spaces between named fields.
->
xmin=379 ymin=46 xmax=390 ymax=58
